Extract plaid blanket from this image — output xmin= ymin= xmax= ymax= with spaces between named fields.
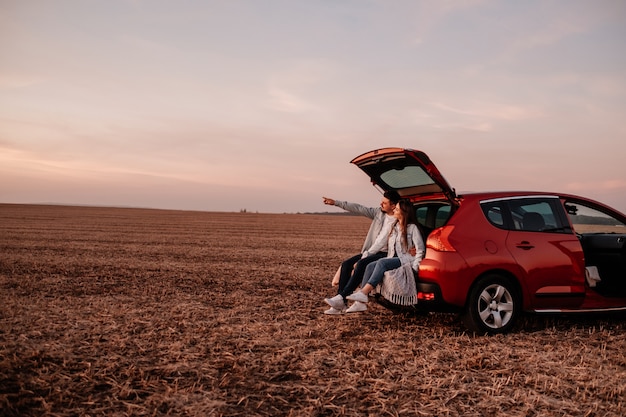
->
xmin=377 ymin=263 xmax=418 ymax=306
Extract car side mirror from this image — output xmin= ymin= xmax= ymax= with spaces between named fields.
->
xmin=565 ymin=204 xmax=578 ymax=215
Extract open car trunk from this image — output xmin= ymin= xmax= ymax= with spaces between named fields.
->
xmin=350 ymin=148 xmax=457 ymax=205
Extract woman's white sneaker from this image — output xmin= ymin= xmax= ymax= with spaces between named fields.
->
xmin=346 ymin=301 xmax=367 ymax=313
xmin=346 ymin=291 xmax=368 ymax=303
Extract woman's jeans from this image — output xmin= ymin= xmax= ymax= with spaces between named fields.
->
xmin=361 ymin=257 xmax=401 ymax=288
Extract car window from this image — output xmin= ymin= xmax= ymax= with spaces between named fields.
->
xmin=415 ymin=203 xmax=452 ymax=233
xmin=434 ymin=205 xmax=451 ymax=228
xmin=380 ymin=165 xmax=435 ymax=189
xmin=565 ymin=202 xmax=626 ymax=234
xmin=508 ymin=199 xmax=561 ymax=232
xmin=416 ymin=206 xmax=428 ymax=226
xmin=481 ymin=197 xmax=569 ymax=233
xmin=481 ymin=200 xmax=507 ymax=229
xmin=485 ymin=205 xmax=504 ymax=227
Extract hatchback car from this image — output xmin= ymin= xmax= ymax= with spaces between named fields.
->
xmin=351 ymin=148 xmax=626 ymax=334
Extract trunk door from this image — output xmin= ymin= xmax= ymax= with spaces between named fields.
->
xmin=351 ymin=148 xmax=457 ymax=204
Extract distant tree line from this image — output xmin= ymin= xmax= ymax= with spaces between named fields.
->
xmin=571 ymin=214 xmax=622 ymax=226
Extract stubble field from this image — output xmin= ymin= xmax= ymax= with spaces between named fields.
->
xmin=1 ymin=203 xmax=625 ymax=416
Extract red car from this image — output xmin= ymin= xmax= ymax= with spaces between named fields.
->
xmin=351 ymin=148 xmax=626 ymax=334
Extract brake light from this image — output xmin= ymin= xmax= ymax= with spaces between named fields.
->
xmin=417 ymin=292 xmax=436 ymax=301
xmin=426 ymin=225 xmax=456 ymax=252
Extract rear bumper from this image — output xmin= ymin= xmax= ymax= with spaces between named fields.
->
xmin=418 ymin=253 xmax=472 ymax=309
xmin=416 ymin=282 xmax=461 ymax=313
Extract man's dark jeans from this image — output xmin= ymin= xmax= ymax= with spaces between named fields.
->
xmin=337 ymin=252 xmax=386 ymax=300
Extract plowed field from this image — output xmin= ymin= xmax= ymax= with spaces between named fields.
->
xmin=1 ymin=204 xmax=625 ymax=416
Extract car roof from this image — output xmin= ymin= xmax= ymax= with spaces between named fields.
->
xmin=350 ymin=148 xmax=626 ymax=220
xmin=456 ymin=191 xmax=626 ymax=221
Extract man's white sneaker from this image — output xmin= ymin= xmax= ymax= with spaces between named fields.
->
xmin=346 ymin=291 xmax=368 ymax=303
xmin=324 ymin=307 xmax=345 ymax=315
xmin=346 ymin=301 xmax=367 ymax=313
xmin=324 ymin=294 xmax=346 ymax=310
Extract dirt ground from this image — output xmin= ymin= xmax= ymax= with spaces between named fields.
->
xmin=1 ymin=204 xmax=625 ymax=416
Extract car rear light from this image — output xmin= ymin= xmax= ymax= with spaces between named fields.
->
xmin=417 ymin=292 xmax=436 ymax=301
xmin=426 ymin=225 xmax=456 ymax=252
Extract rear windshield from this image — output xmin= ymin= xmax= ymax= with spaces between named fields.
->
xmin=381 ymin=165 xmax=435 ymax=188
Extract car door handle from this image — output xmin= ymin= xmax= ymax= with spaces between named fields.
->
xmin=516 ymin=241 xmax=535 ymax=250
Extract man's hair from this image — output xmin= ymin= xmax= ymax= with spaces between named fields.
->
xmin=383 ymin=190 xmax=401 ymax=204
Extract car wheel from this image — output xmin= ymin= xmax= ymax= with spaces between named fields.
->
xmin=463 ymin=274 xmax=520 ymax=334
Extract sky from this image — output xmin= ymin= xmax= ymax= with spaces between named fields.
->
xmin=1 ymin=0 xmax=625 ymax=214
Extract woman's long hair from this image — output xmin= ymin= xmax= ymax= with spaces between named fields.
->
xmin=396 ymin=199 xmax=418 ymax=251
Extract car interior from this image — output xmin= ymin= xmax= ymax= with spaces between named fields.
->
xmin=578 ymin=234 xmax=626 ymax=297
xmin=566 ymin=202 xmax=626 ymax=298
xmin=414 ymin=203 xmax=452 ymax=239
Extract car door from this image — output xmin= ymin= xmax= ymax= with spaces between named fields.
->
xmin=564 ymin=198 xmax=626 ymax=299
xmin=503 ymin=197 xmax=586 ymax=310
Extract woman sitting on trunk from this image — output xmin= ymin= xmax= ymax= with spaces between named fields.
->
xmin=345 ymin=199 xmax=425 ymax=313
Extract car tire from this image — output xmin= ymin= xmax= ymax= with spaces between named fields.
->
xmin=463 ymin=274 xmax=520 ymax=334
